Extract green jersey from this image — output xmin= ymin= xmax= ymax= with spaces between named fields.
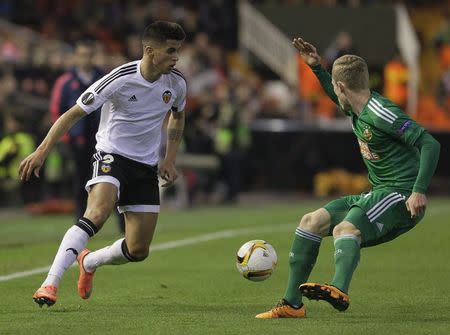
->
xmin=311 ymin=65 xmax=426 ymax=193
xmin=352 ymin=91 xmax=424 ymax=191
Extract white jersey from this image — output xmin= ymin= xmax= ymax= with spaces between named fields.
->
xmin=76 ymin=60 xmax=186 ymax=165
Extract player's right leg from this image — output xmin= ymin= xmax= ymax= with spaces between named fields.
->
xmin=255 ymin=208 xmax=331 ymax=319
xmin=78 ymin=211 xmax=158 ymax=299
xmin=33 ymin=182 xmax=116 ymax=307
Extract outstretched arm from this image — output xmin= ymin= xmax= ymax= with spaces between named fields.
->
xmin=159 ymin=110 xmax=185 ymax=187
xmin=18 ymin=104 xmax=86 ymax=181
xmin=292 ymin=37 xmax=340 ymax=105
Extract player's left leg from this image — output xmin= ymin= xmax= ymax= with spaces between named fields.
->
xmin=300 ymin=219 xmax=360 ymax=312
xmin=256 ymin=208 xmax=335 ymax=319
xmin=301 ymin=189 xmax=423 ymax=311
xmin=331 ymin=220 xmax=362 ymax=296
xmin=78 ymin=211 xmax=158 ymax=299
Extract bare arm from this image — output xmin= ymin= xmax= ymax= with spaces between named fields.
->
xmin=18 ymin=104 xmax=87 ymax=181
xmin=159 ymin=110 xmax=185 ymax=187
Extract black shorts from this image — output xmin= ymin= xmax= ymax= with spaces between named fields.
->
xmin=85 ymin=151 xmax=160 ymax=213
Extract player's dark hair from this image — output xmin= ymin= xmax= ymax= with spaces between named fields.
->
xmin=142 ymin=21 xmax=186 ymax=45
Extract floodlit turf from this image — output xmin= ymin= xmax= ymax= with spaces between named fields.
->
xmin=1 ymin=198 xmax=449 ymax=335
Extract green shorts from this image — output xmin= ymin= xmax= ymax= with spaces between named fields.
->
xmin=323 ymin=188 xmax=424 ymax=248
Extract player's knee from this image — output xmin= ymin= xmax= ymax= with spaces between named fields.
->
xmin=84 ymin=205 xmax=113 ymax=226
xmin=332 ymin=221 xmax=361 ymax=238
xmin=298 ymin=212 xmax=322 ymax=235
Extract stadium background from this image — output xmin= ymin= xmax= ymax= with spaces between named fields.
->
xmin=1 ymin=1 xmax=449 ymax=334
xmin=0 ymin=0 xmax=449 ymax=210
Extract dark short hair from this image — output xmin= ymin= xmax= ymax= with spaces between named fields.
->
xmin=142 ymin=21 xmax=186 ymax=45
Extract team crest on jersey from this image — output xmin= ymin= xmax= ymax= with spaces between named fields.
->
xmin=81 ymin=92 xmax=95 ymax=105
xmin=162 ymin=90 xmax=172 ymax=104
xmin=363 ymin=125 xmax=373 ymax=141
xmin=101 ymin=164 xmax=111 ymax=173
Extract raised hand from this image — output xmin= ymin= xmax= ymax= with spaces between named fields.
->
xmin=292 ymin=37 xmax=321 ymax=67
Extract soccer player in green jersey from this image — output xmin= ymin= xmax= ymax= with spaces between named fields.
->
xmin=256 ymin=37 xmax=440 ymax=319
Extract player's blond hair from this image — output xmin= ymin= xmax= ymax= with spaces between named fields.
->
xmin=332 ymin=55 xmax=369 ymax=91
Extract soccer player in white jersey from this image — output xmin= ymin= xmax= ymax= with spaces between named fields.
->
xmin=19 ymin=21 xmax=187 ymax=307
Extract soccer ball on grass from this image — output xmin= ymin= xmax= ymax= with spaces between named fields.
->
xmin=236 ymin=240 xmax=277 ymax=281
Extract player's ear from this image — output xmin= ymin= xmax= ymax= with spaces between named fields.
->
xmin=143 ymin=44 xmax=154 ymax=56
xmin=337 ymin=81 xmax=346 ymax=92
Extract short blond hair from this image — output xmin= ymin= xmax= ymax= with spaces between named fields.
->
xmin=332 ymin=55 xmax=369 ymax=91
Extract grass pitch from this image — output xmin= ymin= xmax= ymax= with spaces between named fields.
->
xmin=1 ymin=198 xmax=449 ymax=335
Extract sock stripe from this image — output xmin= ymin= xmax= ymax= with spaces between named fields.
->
xmin=121 ymin=239 xmax=138 ymax=262
xmin=76 ymin=218 xmax=98 ymax=237
xmin=334 ymin=234 xmax=361 ymax=245
xmin=295 ymin=228 xmax=322 ymax=243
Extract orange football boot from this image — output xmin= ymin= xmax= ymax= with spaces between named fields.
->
xmin=33 ymin=285 xmax=57 ymax=307
xmin=299 ymin=282 xmax=350 ymax=311
xmin=77 ymin=249 xmax=95 ymax=299
xmin=255 ymin=300 xmax=306 ymax=319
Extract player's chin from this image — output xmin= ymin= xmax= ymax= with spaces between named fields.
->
xmin=164 ymin=66 xmax=175 ymax=74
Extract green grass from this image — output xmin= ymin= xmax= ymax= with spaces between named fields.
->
xmin=1 ymin=198 xmax=450 ymax=335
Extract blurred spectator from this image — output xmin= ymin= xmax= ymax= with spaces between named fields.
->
xmin=437 ymin=68 xmax=450 ymax=113
xmin=383 ymin=51 xmax=409 ymax=110
xmin=213 ymin=82 xmax=251 ymax=203
xmin=433 ymin=11 xmax=450 ymax=70
xmin=0 ymin=110 xmax=35 ymax=205
xmin=323 ymin=31 xmax=357 ymax=71
xmin=49 ymin=40 xmax=104 ymax=222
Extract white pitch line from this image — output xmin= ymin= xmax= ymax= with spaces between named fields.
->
xmin=0 ymin=223 xmax=295 ymax=282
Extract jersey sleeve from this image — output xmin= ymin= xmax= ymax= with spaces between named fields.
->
xmin=367 ymin=99 xmax=425 ymax=146
xmin=412 ymin=132 xmax=440 ymax=193
xmin=172 ymin=77 xmax=187 ymax=112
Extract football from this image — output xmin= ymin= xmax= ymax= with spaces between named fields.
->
xmin=236 ymin=240 xmax=277 ymax=281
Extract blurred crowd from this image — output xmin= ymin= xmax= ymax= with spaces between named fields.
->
xmin=0 ymin=0 xmax=276 ymax=208
xmin=0 ymin=0 xmax=449 ymax=208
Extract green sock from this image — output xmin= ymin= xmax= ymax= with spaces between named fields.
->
xmin=330 ymin=236 xmax=360 ymax=293
xmin=283 ymin=227 xmax=321 ymax=306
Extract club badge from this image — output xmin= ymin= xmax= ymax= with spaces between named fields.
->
xmin=363 ymin=125 xmax=373 ymax=141
xmin=162 ymin=90 xmax=172 ymax=104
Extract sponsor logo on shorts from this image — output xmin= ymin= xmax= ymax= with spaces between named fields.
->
xmin=81 ymin=92 xmax=95 ymax=105
xmin=375 ymin=222 xmax=384 ymax=232
xmin=101 ymin=164 xmax=111 ymax=173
